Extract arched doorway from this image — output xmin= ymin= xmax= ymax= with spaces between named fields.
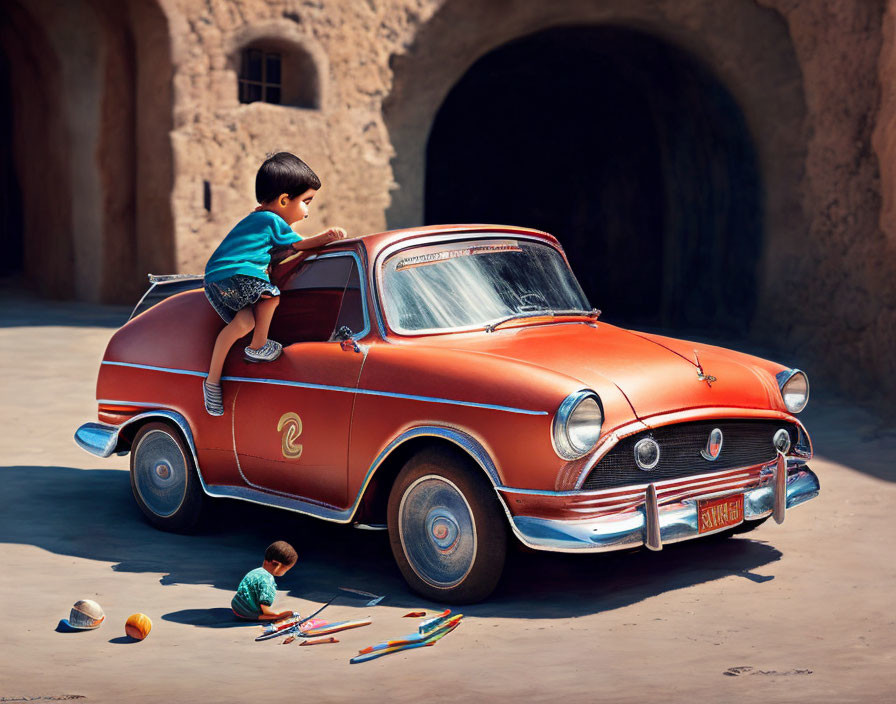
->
xmin=0 ymin=0 xmax=173 ymax=303
xmin=0 ymin=45 xmax=23 ymax=279
xmin=425 ymin=26 xmax=761 ymax=331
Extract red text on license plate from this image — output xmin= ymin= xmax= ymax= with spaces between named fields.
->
xmin=698 ymin=494 xmax=744 ymax=533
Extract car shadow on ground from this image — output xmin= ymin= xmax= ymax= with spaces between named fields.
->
xmin=1 ymin=465 xmax=783 ymax=621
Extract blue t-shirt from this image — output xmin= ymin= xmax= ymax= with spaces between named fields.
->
xmin=231 ymin=566 xmax=278 ymax=618
xmin=205 ymin=210 xmax=302 ymax=284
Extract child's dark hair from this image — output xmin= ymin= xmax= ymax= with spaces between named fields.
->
xmin=265 ymin=540 xmax=298 ymax=566
xmin=255 ymin=152 xmax=321 ymax=203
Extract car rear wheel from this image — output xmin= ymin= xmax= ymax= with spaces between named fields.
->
xmin=129 ymin=421 xmax=207 ymax=533
xmin=387 ymin=448 xmax=507 ymax=603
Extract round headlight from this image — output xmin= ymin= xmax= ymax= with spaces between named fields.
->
xmin=553 ymin=391 xmax=603 ymax=460
xmin=777 ymin=369 xmax=809 ymax=414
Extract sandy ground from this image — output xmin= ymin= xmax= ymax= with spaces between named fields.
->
xmin=0 ymin=293 xmax=894 ymax=703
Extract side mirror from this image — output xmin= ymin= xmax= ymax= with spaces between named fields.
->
xmin=336 ymin=326 xmax=361 ymax=353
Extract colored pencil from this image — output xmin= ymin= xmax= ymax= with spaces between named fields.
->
xmin=301 ymin=619 xmax=372 ymax=637
xmin=349 ymin=622 xmax=460 ymax=664
xmin=356 ymin=614 xmax=463 ymax=656
xmin=299 ymin=636 xmax=339 ymax=646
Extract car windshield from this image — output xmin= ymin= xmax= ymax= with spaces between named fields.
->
xmin=380 ymin=237 xmax=592 ymax=333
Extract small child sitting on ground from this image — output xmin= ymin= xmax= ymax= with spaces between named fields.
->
xmin=202 ymin=152 xmax=347 ymax=416
xmin=232 ymin=540 xmax=299 ymax=621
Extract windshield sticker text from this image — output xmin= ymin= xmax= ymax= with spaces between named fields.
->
xmin=395 ymin=242 xmax=522 ymax=271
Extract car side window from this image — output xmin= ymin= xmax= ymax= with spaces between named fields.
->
xmin=269 ymin=255 xmax=365 ymax=345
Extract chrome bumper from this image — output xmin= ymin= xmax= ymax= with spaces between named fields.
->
xmin=74 ymin=422 xmax=123 ymax=457
xmin=74 ymin=411 xmax=192 ymax=459
xmin=509 ymin=465 xmax=820 ymax=553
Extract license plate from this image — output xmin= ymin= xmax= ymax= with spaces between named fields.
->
xmin=698 ymin=494 xmax=744 ymax=533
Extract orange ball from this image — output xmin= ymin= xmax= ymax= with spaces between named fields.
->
xmin=125 ymin=613 xmax=152 ymax=640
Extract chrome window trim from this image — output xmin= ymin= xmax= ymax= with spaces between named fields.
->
xmin=371 ymin=231 xmax=587 ymax=337
xmin=99 ymin=361 xmax=547 ymax=416
xmin=285 ymin=250 xmax=371 ymax=340
xmin=128 ymin=282 xmax=158 ymax=322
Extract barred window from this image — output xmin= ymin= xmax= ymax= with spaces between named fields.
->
xmin=239 ymin=48 xmax=282 ymax=105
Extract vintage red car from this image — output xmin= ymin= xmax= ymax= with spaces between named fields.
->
xmin=75 ymin=224 xmax=819 ymax=602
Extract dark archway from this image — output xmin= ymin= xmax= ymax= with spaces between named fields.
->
xmin=425 ymin=26 xmax=762 ymax=331
xmin=0 ymin=45 xmax=23 ymax=278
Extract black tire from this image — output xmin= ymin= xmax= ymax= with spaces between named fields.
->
xmin=129 ymin=421 xmax=207 ymax=533
xmin=387 ymin=448 xmax=507 ymax=603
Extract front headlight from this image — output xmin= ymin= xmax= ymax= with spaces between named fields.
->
xmin=776 ymin=369 xmax=809 ymax=413
xmin=552 ymin=391 xmax=603 ymax=460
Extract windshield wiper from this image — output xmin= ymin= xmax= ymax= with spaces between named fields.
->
xmin=484 ymin=308 xmax=601 ymax=333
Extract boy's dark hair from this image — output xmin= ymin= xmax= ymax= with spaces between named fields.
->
xmin=255 ymin=152 xmax=321 ymax=203
xmin=264 ymin=540 xmax=298 ymax=565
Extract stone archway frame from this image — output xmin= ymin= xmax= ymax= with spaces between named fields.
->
xmin=0 ymin=0 xmax=176 ymax=302
xmin=223 ymin=20 xmax=328 ymax=111
xmin=0 ymin=1 xmax=74 ymax=297
xmin=384 ymin=0 xmax=808 ymax=323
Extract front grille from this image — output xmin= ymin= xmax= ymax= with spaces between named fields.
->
xmin=582 ymin=419 xmax=799 ymax=491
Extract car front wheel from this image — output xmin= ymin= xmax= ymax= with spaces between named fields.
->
xmin=387 ymin=448 xmax=507 ymax=603
xmin=129 ymin=421 xmax=207 ymax=533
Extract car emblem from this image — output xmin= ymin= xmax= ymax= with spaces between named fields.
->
xmin=693 ymin=351 xmax=717 ymax=387
xmin=634 ymin=438 xmax=661 ymax=470
xmin=700 ymin=428 xmax=724 ymax=461
xmin=773 ymin=428 xmax=791 ymax=454
xmin=277 ymin=412 xmax=304 ymax=459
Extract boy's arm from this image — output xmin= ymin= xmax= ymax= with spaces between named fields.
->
xmin=291 ymin=227 xmax=348 ymax=251
xmin=257 ymin=603 xmax=295 ymax=621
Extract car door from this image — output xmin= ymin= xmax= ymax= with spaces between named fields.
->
xmin=230 ymin=252 xmax=369 ymax=508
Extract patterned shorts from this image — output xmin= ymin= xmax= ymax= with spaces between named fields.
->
xmin=204 ymin=274 xmax=280 ymax=323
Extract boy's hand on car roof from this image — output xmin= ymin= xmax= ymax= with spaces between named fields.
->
xmin=322 ymin=227 xmax=347 ymax=243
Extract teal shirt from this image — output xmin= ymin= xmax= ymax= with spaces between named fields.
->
xmin=205 ymin=210 xmax=302 ymax=284
xmin=232 ymin=566 xmax=278 ymax=618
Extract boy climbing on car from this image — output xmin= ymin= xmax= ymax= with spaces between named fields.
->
xmin=202 ymin=152 xmax=346 ymax=416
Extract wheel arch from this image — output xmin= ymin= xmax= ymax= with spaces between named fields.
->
xmin=354 ymin=426 xmax=504 ymax=526
xmin=113 ymin=410 xmax=210 ymax=494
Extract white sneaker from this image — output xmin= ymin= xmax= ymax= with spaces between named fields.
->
xmin=203 ymin=380 xmax=224 ymax=416
xmin=244 ymin=339 xmax=283 ymax=363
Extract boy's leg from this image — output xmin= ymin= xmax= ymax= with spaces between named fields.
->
xmin=207 ymin=308 xmax=255 ymax=384
xmin=248 ymin=295 xmax=279 ymax=350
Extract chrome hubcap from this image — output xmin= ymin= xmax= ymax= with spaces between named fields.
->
xmin=426 ymin=508 xmax=460 ymax=553
xmin=134 ymin=430 xmax=187 ymax=518
xmin=399 ymin=476 xmax=476 ymax=588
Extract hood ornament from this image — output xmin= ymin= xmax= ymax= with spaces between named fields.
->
xmin=693 ymin=350 xmax=717 ymax=387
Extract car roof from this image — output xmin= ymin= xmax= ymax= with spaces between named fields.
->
xmin=330 ymin=223 xmax=560 ymax=262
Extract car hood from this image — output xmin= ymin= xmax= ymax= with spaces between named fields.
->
xmin=415 ymin=322 xmax=778 ymax=420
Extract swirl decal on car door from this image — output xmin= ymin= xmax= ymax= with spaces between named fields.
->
xmin=277 ymin=412 xmax=304 ymax=459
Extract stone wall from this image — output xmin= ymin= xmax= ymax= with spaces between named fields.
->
xmin=164 ymin=0 xmax=411 ymax=275
xmin=3 ymin=0 xmax=894 ymax=409
xmin=760 ymin=0 xmax=894 ymax=403
xmin=159 ymin=0 xmax=895 ymax=407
